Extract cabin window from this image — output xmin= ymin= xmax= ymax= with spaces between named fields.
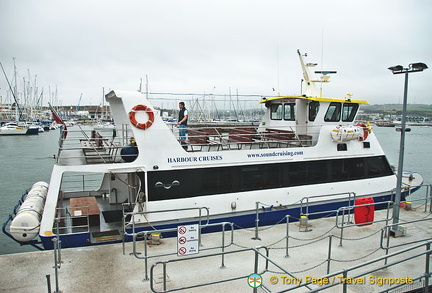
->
xmin=270 ymin=104 xmax=283 ymax=120
xmin=240 ymin=165 xmax=281 ymax=191
xmin=200 ymin=167 xmax=233 ymax=194
xmin=147 ymin=155 xmax=394 ymax=201
xmin=324 ymin=102 xmax=341 ymax=122
xmin=330 ymin=159 xmax=364 ymax=181
xmin=288 ymin=163 xmax=308 ymax=186
xmin=283 ymin=103 xmax=296 ymax=121
xmin=365 ymin=156 xmax=394 ymax=177
xmin=342 ymin=103 xmax=359 ymax=122
xmin=308 ymin=101 xmax=320 ymax=122
xmin=286 ymin=161 xmax=327 ymax=186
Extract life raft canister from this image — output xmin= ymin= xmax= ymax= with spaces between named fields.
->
xmin=330 ymin=125 xmax=362 ymax=142
xmin=354 ymin=197 xmax=375 ymax=226
xmin=129 ymin=104 xmax=155 ymax=130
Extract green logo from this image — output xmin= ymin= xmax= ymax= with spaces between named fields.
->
xmin=248 ymin=273 xmax=262 ymax=288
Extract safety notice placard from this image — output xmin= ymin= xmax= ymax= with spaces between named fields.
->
xmin=177 ymin=224 xmax=199 ymax=256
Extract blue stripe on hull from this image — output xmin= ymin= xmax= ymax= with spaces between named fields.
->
xmin=39 ymin=193 xmax=398 ymax=249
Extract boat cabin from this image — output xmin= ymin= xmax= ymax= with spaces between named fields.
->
xmin=257 ymin=95 xmax=367 ymax=147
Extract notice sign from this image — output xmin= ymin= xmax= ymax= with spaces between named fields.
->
xmin=177 ymin=224 xmax=199 ymax=256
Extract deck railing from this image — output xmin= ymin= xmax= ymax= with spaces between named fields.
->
xmin=168 ymin=124 xmax=318 ymax=152
xmin=56 ymin=124 xmax=134 ymax=165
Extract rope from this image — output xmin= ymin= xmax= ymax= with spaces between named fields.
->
xmin=289 ymin=225 xmax=337 ymax=241
xmin=332 ymin=247 xmax=382 ymax=263
xmin=333 ymin=228 xmax=382 ymax=241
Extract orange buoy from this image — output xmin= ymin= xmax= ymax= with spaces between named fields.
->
xmin=354 ymin=197 xmax=375 ymax=226
xmin=129 ymin=104 xmax=155 ymax=130
xmin=356 ymin=122 xmax=369 ymax=141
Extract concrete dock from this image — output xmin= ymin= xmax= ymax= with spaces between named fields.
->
xmin=1 ymin=203 xmax=431 ymax=293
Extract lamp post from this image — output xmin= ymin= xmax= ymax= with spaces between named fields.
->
xmin=388 ymin=62 xmax=428 ymax=236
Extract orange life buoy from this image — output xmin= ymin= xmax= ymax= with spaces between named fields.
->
xmin=356 ymin=122 xmax=369 ymax=141
xmin=129 ymin=104 xmax=155 ymax=130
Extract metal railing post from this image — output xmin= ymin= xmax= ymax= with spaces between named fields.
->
xmin=229 ymin=222 xmax=234 ymax=245
xmin=339 ymin=209 xmax=345 ymax=247
xmin=52 ymin=218 xmax=62 ymax=293
xmin=163 ymin=262 xmax=167 ymax=292
xmin=46 ymin=275 xmax=51 ymax=293
xmin=122 ymin=230 xmax=125 ymax=255
xmin=199 ymin=208 xmax=202 ymax=247
xmin=55 ymin=219 xmax=62 ymax=265
xmin=342 ymin=270 xmax=348 ymax=293
xmin=327 ymin=235 xmax=332 ymax=274
xmin=221 ymin=223 xmax=226 ymax=268
xmin=384 ymin=226 xmax=391 ymax=266
xmin=253 ymin=248 xmax=259 ymax=293
xmin=252 ymin=202 xmax=261 ymax=240
xmin=424 ymin=242 xmax=430 ymax=292
xmin=144 ymin=232 xmax=149 ymax=281
xmin=428 ymin=185 xmax=432 ymax=213
xmin=285 ymin=215 xmax=290 ymax=257
xmin=385 ymin=201 xmax=392 ymax=232
xmin=52 ymin=238 xmax=60 ymax=293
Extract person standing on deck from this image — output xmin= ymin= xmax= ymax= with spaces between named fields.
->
xmin=177 ymin=102 xmax=188 ymax=150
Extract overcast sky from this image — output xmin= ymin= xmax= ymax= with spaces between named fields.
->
xmin=1 ymin=0 xmax=431 ymax=110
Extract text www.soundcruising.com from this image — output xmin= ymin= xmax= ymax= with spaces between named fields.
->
xmin=247 ymin=150 xmax=304 ymax=158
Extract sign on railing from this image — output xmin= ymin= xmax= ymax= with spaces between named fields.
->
xmin=177 ymin=224 xmax=199 ymax=256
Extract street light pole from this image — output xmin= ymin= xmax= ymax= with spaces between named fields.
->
xmin=388 ymin=62 xmax=428 ymax=236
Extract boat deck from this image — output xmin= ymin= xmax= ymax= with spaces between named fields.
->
xmin=55 ymin=194 xmax=126 ymax=243
xmin=1 ymin=202 xmax=431 ymax=292
xmin=55 ymin=124 xmax=317 ymax=166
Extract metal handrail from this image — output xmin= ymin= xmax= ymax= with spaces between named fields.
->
xmin=55 ymin=124 xmax=134 ymax=164
xmin=149 ymin=246 xmax=271 ymax=293
xmin=131 ymin=221 xmax=234 ymax=281
xmin=277 ymin=240 xmax=432 ymax=293
xmin=53 ymin=206 xmax=90 ymax=236
xmin=335 ymin=201 xmax=394 ymax=247
xmin=380 ymin=216 xmax=432 ymax=251
xmin=300 ymin=192 xmax=357 ymax=217
xmin=122 ymin=206 xmax=210 ymax=236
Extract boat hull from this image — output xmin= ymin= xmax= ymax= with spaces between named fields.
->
xmin=38 ymin=191 xmax=403 ymax=250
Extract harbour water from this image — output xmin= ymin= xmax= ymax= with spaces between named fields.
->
xmin=0 ymin=125 xmax=431 ymax=255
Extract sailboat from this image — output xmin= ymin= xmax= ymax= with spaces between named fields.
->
xmin=0 ymin=121 xmax=28 ymax=135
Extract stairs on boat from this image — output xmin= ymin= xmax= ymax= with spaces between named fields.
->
xmin=91 ymin=230 xmax=122 ymax=244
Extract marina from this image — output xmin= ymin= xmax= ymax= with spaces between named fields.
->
xmin=2 ymin=50 xmax=424 ymax=250
xmin=1 ymin=50 xmax=431 ymax=292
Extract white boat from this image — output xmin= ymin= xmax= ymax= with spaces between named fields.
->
xmin=3 ymin=50 xmax=423 ymax=250
xmin=93 ymin=121 xmax=116 ymax=130
xmin=28 ymin=123 xmax=44 ymax=133
xmin=396 ymin=126 xmax=411 ymax=132
xmin=0 ymin=122 xmax=29 ymax=135
xmin=49 ymin=123 xmax=59 ymax=130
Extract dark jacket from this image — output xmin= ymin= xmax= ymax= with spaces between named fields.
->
xmin=178 ymin=108 xmax=188 ymax=126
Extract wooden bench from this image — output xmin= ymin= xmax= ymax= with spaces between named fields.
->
xmin=201 ymin=127 xmax=222 ymax=136
xmin=186 ymin=129 xmax=221 ymax=152
xmin=228 ymin=127 xmax=259 ymax=149
xmin=80 ymin=131 xmax=110 ymax=149
xmin=188 ymin=129 xmax=209 ymax=145
xmin=80 ymin=131 xmax=115 ymax=162
xmin=70 ymin=196 xmax=101 ymax=226
xmin=262 ymin=128 xmax=296 ymax=147
xmin=80 ymin=139 xmax=110 ymax=149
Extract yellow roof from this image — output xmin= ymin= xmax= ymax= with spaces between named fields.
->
xmin=259 ymin=95 xmax=369 ymax=104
